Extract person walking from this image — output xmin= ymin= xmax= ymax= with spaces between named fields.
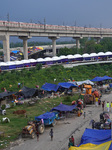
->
xmin=49 ymin=128 xmax=53 ymax=141
xmin=106 ymin=101 xmax=110 ymax=112
xmin=36 ymin=131 xmax=39 ymax=141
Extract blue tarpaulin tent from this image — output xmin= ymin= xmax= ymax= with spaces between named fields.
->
xmin=11 ymin=50 xmax=20 ymax=54
xmin=58 ymin=82 xmax=78 ymax=89
xmin=51 ymin=104 xmax=77 ymax=112
xmin=35 ymin=112 xmax=56 ymax=120
xmin=91 ymin=76 xmax=112 ymax=82
xmin=69 ymin=128 xmax=112 ymax=150
xmin=35 ymin=112 xmax=57 ymax=126
xmin=90 ymin=76 xmax=104 ymax=82
xmin=103 ymin=75 xmax=112 ymax=80
xmin=41 ymin=83 xmax=60 ymax=92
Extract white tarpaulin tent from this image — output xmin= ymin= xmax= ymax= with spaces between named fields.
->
xmin=68 ymin=80 xmax=94 ymax=86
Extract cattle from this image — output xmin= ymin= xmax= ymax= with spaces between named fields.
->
xmin=13 ymin=110 xmax=26 ymax=116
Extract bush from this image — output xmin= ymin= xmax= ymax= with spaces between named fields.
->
xmin=36 ymin=64 xmax=42 ymax=70
xmin=63 ymin=96 xmax=71 ymax=103
xmin=1 ymin=104 xmax=6 ymax=110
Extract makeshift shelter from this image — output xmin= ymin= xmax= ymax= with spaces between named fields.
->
xmin=10 ymin=56 xmax=17 ymax=61
xmin=103 ymin=75 xmax=112 ymax=80
xmin=43 ymin=57 xmax=53 ymax=65
xmin=16 ymin=86 xmax=38 ymax=98
xmin=35 ymin=112 xmax=57 ymax=126
xmin=0 ymin=62 xmax=8 ymax=70
xmin=82 ymin=53 xmax=91 ymax=60
xmin=69 ymin=80 xmax=94 ymax=86
xmin=67 ymin=55 xmax=75 ymax=62
xmin=36 ymin=58 xmax=45 ymax=65
xmin=41 ymin=83 xmax=60 ymax=92
xmin=59 ymin=55 xmax=68 ymax=62
xmin=21 ymin=60 xmax=31 ymax=67
xmin=11 ymin=50 xmax=20 ymax=54
xmin=91 ymin=76 xmax=112 ymax=82
xmin=105 ymin=51 xmax=112 ymax=57
xmin=29 ymin=59 xmax=37 ymax=66
xmin=52 ymin=56 xmax=61 ymax=63
xmin=58 ymin=82 xmax=78 ymax=89
xmin=68 ymin=128 xmax=112 ymax=150
xmin=90 ymin=53 xmax=98 ymax=60
xmin=0 ymin=91 xmax=16 ymax=106
xmin=5 ymin=61 xmax=16 ymax=69
xmin=51 ymin=104 xmax=77 ymax=112
xmin=14 ymin=61 xmax=24 ymax=68
xmin=74 ymin=54 xmax=83 ymax=61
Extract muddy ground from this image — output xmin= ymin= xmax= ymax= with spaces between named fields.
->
xmin=5 ymin=93 xmax=112 ymax=150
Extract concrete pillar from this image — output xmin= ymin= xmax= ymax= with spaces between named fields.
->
xmin=19 ymin=36 xmax=31 ymax=60
xmin=48 ymin=37 xmax=59 ymax=56
xmin=73 ymin=37 xmax=80 ymax=49
xmin=3 ymin=35 xmax=10 ymax=62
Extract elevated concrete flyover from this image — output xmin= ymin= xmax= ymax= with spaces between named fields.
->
xmin=0 ymin=20 xmax=112 ymax=61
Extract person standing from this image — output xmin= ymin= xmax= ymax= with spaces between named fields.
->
xmin=71 ymin=135 xmax=75 ymax=146
xmin=49 ymin=128 xmax=53 ymax=141
xmin=106 ymin=101 xmax=110 ymax=112
xmin=95 ymin=97 xmax=98 ymax=107
xmin=102 ymin=101 xmax=105 ymax=111
xmin=111 ymin=102 xmax=112 ymax=113
xmin=83 ymin=112 xmax=86 ymax=119
xmin=68 ymin=138 xmax=73 ymax=148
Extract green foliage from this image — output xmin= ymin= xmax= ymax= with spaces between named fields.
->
xmin=0 ymin=51 xmax=3 ymax=56
xmin=1 ymin=104 xmax=6 ymax=110
xmin=0 ymin=63 xmax=112 ymax=92
xmin=36 ymin=64 xmax=42 ymax=70
xmin=63 ymin=96 xmax=71 ymax=102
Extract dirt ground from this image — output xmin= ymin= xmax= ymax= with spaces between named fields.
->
xmin=5 ymin=93 xmax=112 ymax=150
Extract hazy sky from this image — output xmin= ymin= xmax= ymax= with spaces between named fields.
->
xmin=1 ymin=0 xmax=112 ymax=42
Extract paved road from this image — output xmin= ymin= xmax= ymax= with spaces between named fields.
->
xmin=6 ymin=93 xmax=112 ymax=150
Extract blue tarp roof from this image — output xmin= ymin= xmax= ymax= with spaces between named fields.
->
xmin=35 ymin=112 xmax=56 ymax=120
xmin=91 ymin=76 xmax=112 ymax=82
xmin=79 ymin=128 xmax=112 ymax=150
xmin=90 ymin=76 xmax=104 ymax=82
xmin=103 ymin=75 xmax=112 ymax=80
xmin=11 ymin=50 xmax=20 ymax=54
xmin=58 ymin=82 xmax=78 ymax=89
xmin=51 ymin=104 xmax=77 ymax=112
xmin=41 ymin=83 xmax=60 ymax=92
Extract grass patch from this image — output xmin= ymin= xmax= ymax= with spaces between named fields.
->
xmin=0 ymin=94 xmax=80 ymax=149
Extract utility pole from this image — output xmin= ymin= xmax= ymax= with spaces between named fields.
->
xmin=100 ymin=23 xmax=102 ymax=34
xmin=44 ymin=18 xmax=46 ymax=30
xmin=7 ymin=13 xmax=9 ymax=22
xmin=75 ymin=20 xmax=76 ymax=32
